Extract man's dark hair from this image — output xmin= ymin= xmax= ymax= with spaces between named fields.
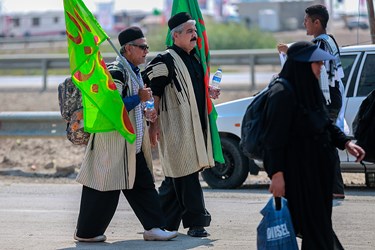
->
xmin=305 ymin=4 xmax=329 ymax=29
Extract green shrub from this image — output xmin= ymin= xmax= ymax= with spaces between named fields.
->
xmin=205 ymin=19 xmax=276 ymax=49
xmin=142 ymin=18 xmax=277 ymax=51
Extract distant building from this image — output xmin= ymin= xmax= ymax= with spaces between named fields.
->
xmin=163 ymin=0 xmax=240 ymax=23
xmin=0 ymin=11 xmax=66 ymax=37
xmin=0 ymin=10 xmax=148 ymax=38
xmin=234 ymin=0 xmax=315 ymax=32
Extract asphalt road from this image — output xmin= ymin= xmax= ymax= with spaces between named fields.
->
xmin=0 ymin=180 xmax=374 ymax=250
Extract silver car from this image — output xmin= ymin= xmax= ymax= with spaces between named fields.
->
xmin=202 ymin=45 xmax=375 ymax=189
xmin=346 ymin=17 xmax=369 ymax=30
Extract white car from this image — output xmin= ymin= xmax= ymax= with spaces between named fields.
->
xmin=202 ymin=45 xmax=375 ymax=189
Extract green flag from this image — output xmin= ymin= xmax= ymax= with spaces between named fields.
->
xmin=63 ymin=0 xmax=135 ymax=143
xmin=167 ymin=0 xmax=224 ymax=163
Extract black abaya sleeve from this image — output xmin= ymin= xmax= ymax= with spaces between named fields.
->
xmin=327 ymin=122 xmax=350 ymax=150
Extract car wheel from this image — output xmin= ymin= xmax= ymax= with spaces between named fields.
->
xmin=201 ymin=137 xmax=249 ymax=189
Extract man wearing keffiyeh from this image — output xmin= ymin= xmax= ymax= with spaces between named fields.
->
xmin=277 ymin=4 xmax=346 ymax=200
xmin=74 ymin=26 xmax=177 ymax=242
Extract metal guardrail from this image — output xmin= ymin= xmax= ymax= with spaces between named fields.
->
xmin=0 ymin=49 xmax=280 ymax=91
xmin=0 ymin=112 xmax=66 ymax=138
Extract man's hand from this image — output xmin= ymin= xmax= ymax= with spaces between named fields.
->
xmin=146 ymin=108 xmax=158 ymax=123
xmin=277 ymin=43 xmax=288 ymax=54
xmin=149 ymin=122 xmax=160 ymax=147
xmin=269 ymin=171 xmax=285 ymax=197
xmin=209 ymin=86 xmax=221 ymax=99
xmin=139 ymin=87 xmax=152 ymax=102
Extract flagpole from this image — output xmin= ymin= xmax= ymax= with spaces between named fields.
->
xmin=106 ymin=38 xmax=145 ymax=88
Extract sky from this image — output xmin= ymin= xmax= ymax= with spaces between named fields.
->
xmin=0 ymin=0 xmax=164 ymax=13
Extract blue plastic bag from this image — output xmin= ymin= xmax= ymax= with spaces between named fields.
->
xmin=257 ymin=197 xmax=299 ymax=250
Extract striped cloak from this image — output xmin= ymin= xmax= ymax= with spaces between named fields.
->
xmin=145 ymin=49 xmax=215 ymax=178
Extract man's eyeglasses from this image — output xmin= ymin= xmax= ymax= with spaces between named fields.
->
xmin=129 ymin=43 xmax=149 ymax=51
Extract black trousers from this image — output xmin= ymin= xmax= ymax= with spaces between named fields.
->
xmin=332 ymin=148 xmax=345 ymax=195
xmin=158 ymin=172 xmax=211 ymax=231
xmin=327 ymin=84 xmax=345 ymax=195
xmin=75 ymin=152 xmax=165 ymax=238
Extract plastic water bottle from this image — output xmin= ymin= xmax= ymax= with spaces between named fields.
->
xmin=144 ymin=97 xmax=155 ymax=122
xmin=210 ymin=68 xmax=222 ymax=90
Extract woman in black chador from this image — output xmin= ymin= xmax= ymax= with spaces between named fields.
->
xmin=264 ymin=41 xmax=365 ymax=250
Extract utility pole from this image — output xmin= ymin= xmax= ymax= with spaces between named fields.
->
xmin=329 ymin=0 xmax=334 ymax=31
xmin=367 ymin=0 xmax=375 ymax=43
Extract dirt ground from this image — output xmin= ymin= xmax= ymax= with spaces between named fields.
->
xmin=0 ymin=90 xmax=124 ymax=180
